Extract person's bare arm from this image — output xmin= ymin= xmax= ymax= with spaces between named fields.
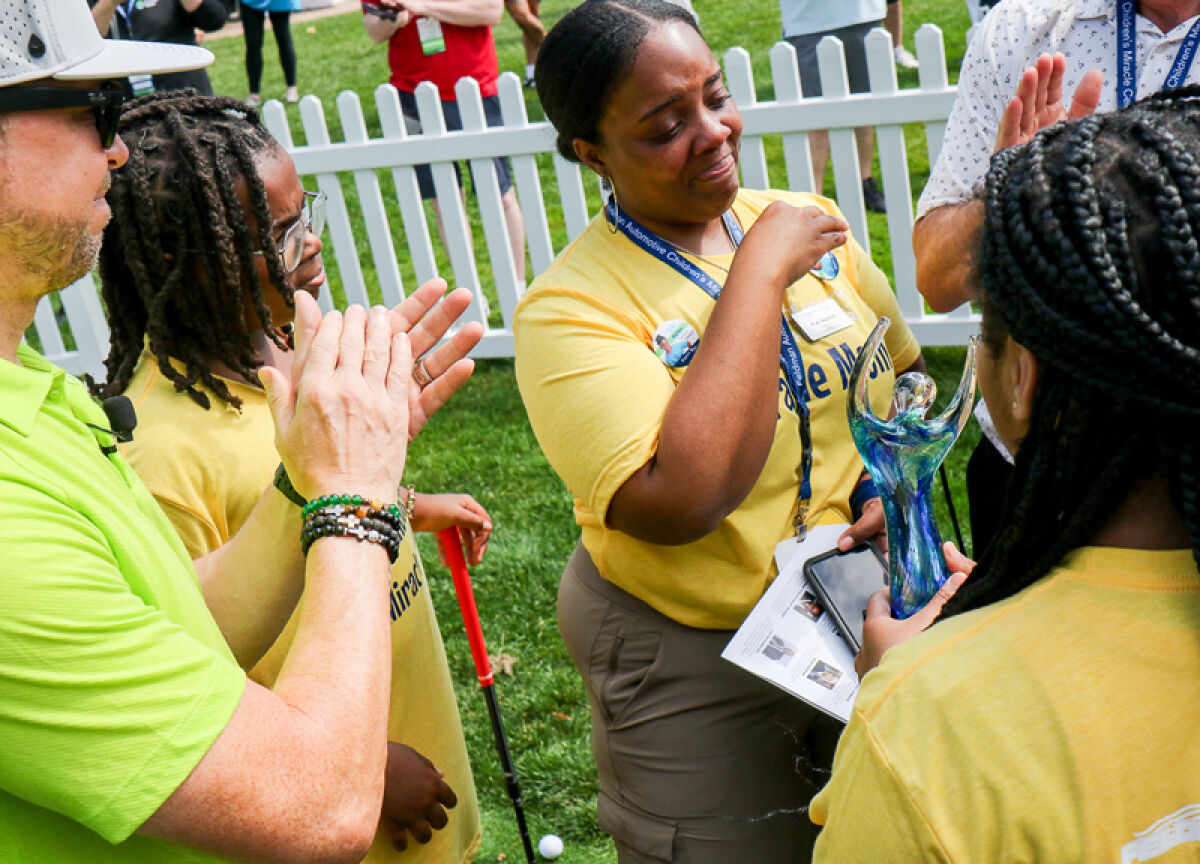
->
xmin=91 ymin=0 xmax=120 ymax=35
xmin=401 ymin=0 xmax=503 ymax=29
xmin=914 ymin=55 xmax=1103 ymax=313
xmin=912 ymin=201 xmax=985 ymax=313
xmin=141 ymin=544 xmax=394 ymax=864
xmin=606 ymin=203 xmax=848 ymax=545
xmin=139 ymin=298 xmax=410 ymax=863
xmin=364 ymin=7 xmax=410 ymax=41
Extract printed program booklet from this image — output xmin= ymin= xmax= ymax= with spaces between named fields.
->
xmin=721 ymin=523 xmax=860 ymax=723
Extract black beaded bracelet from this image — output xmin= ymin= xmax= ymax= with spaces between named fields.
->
xmin=301 ymin=504 xmax=404 ymax=563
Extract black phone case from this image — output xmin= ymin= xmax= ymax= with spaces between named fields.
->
xmin=802 ymin=543 xmax=888 ymax=655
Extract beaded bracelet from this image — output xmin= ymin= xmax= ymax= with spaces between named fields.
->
xmin=303 ymin=493 xmax=406 ymax=528
xmin=403 ymin=484 xmax=417 ymax=521
xmin=301 ymin=496 xmax=407 ymax=563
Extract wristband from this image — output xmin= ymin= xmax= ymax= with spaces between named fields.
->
xmin=273 ymin=463 xmax=306 ymax=508
xmin=849 ymin=475 xmax=878 ymax=522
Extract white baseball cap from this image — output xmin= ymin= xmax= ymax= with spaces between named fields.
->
xmin=0 ymin=0 xmax=214 ymax=88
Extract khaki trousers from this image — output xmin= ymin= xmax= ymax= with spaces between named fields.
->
xmin=558 ymin=543 xmax=842 ymax=864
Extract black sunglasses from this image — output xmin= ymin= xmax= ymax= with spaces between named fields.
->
xmin=0 ymin=81 xmax=128 ymax=149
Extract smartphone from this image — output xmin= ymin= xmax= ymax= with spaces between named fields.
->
xmin=802 ymin=543 xmax=888 ymax=654
xmin=362 ymin=2 xmax=400 ymax=19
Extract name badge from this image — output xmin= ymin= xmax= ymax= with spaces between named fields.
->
xmin=652 ymin=319 xmax=700 ymax=367
xmin=791 ymin=298 xmax=853 ymax=342
xmin=129 ymin=73 xmax=154 ymax=96
xmin=417 ymin=17 xmax=446 ymax=55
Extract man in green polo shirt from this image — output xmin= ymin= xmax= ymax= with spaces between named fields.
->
xmin=0 ymin=2 xmax=481 ymax=861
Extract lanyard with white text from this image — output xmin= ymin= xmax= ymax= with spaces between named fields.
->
xmin=604 ymin=198 xmax=815 ymax=537
xmin=1117 ymin=0 xmax=1200 ymax=107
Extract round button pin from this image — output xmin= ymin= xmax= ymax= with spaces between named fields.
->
xmin=810 ymin=251 xmax=840 ymax=281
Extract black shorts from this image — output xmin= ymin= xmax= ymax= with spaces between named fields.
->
xmin=397 ymin=89 xmax=514 ymax=200
xmin=787 ymin=19 xmax=881 ymax=99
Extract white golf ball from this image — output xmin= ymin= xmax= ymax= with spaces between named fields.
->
xmin=538 ymin=833 xmax=564 ymax=860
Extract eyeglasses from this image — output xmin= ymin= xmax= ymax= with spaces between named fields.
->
xmin=261 ymin=190 xmax=327 ymax=273
xmin=0 ymin=82 xmax=127 ymax=149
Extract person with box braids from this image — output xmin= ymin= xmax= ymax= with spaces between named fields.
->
xmin=811 ymin=89 xmax=1200 ymax=862
xmin=96 ymin=91 xmax=287 ymax=411
xmin=96 ymin=89 xmax=493 ymax=864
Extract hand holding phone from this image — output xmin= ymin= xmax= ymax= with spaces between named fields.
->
xmin=363 ymin=1 xmax=401 ymax=19
xmin=855 ymin=542 xmax=972 ymax=677
xmin=802 ymin=543 xmax=888 ymax=654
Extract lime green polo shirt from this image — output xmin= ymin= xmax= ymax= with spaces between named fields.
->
xmin=0 ymin=344 xmax=245 ymax=863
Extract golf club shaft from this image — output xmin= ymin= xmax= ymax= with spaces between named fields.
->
xmin=436 ymin=528 xmax=537 ymax=864
xmin=483 ymin=683 xmax=537 ymax=864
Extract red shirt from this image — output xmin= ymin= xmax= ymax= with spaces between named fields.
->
xmin=380 ymin=15 xmax=498 ymax=99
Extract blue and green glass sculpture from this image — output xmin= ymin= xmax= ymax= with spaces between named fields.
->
xmin=846 ymin=318 xmax=978 ymax=619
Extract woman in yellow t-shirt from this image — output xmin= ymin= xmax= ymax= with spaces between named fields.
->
xmin=813 ymin=89 xmax=1200 ymax=863
xmin=514 ymin=1 xmax=922 ymax=860
xmin=95 ymin=90 xmax=485 ymax=864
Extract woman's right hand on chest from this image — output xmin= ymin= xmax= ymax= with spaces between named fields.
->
xmin=735 ymin=202 xmax=849 ymax=287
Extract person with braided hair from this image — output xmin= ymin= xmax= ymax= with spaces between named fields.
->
xmin=97 ymin=89 xmax=491 ymax=863
xmin=809 ymin=89 xmax=1200 ymax=862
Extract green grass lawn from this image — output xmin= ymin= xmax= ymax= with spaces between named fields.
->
xmin=202 ymin=3 xmax=975 ymax=861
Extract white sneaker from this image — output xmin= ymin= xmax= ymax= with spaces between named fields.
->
xmin=285 ymin=87 xmax=300 ymax=104
xmin=246 ymin=93 xmax=262 ymax=108
xmin=894 ymin=46 xmax=919 ymax=69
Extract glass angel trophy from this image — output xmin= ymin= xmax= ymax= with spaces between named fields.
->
xmin=846 ymin=318 xmax=977 ymax=618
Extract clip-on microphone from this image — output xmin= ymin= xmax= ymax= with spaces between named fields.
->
xmin=88 ymin=396 xmax=138 ymax=455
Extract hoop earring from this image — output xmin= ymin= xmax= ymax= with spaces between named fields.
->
xmin=601 ymin=175 xmax=619 ymax=235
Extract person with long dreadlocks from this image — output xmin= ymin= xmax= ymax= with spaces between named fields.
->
xmin=96 ymin=89 xmax=489 ymax=864
xmin=809 ymin=88 xmax=1200 ymax=862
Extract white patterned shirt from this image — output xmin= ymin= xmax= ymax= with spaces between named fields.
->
xmin=916 ymin=0 xmax=1200 ymax=219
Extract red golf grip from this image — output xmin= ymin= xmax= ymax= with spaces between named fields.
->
xmin=437 ymin=527 xmax=494 ymax=687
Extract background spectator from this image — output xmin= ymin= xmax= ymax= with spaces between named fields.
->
xmin=241 ymin=0 xmax=301 ymax=105
xmin=89 ymin=0 xmax=228 ymax=95
xmin=364 ymin=0 xmax=527 ymax=283
xmin=504 ymin=0 xmax=545 ymax=87
xmin=779 ymin=0 xmax=888 ymax=212
xmin=886 ymin=0 xmax=919 ymax=67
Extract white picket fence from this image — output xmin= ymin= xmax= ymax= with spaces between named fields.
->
xmin=35 ymin=23 xmax=977 ymax=379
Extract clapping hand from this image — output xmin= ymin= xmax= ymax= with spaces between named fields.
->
xmin=995 ymin=53 xmax=1103 ymax=153
xmin=261 ymin=293 xmax=411 ymax=503
xmin=388 ymin=278 xmax=484 ymax=441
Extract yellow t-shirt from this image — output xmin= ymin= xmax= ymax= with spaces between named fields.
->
xmin=811 ymin=546 xmax=1200 ymax=863
xmin=121 ymin=354 xmax=481 ymax=864
xmin=514 ymin=188 xmax=920 ymax=629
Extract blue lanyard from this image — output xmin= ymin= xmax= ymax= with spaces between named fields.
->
xmin=1117 ymin=0 xmax=1200 ymax=107
xmin=604 ymin=199 xmax=815 ymax=526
